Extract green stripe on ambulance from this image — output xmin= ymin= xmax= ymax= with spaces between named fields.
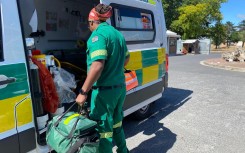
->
xmin=0 ymin=63 xmax=29 ymax=100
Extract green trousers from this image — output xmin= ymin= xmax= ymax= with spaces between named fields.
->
xmin=89 ymin=86 xmax=128 ymax=153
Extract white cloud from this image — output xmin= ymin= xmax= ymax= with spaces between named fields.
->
xmin=237 ymin=14 xmax=245 ymax=19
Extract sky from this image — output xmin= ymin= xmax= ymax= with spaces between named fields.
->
xmin=220 ymin=0 xmax=245 ymax=26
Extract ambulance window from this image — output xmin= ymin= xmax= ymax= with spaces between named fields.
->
xmin=0 ymin=9 xmax=3 ymax=62
xmin=112 ymin=5 xmax=155 ymax=44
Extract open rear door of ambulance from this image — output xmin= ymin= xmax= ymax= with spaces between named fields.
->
xmin=0 ymin=0 xmax=36 ymax=152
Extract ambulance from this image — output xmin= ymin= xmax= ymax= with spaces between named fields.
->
xmin=0 ymin=0 xmax=168 ymax=152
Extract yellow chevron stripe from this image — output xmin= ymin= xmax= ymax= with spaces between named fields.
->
xmin=142 ymin=65 xmax=159 ymax=85
xmin=0 ymin=94 xmax=33 ymax=133
xmin=16 ymin=96 xmax=33 ymax=127
xmin=125 ymin=48 xmax=166 ymax=86
xmin=125 ymin=50 xmax=142 ymax=70
xmin=158 ymin=48 xmax=166 ymax=64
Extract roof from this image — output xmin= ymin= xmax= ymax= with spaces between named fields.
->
xmin=182 ymin=39 xmax=199 ymax=44
xmin=166 ymin=30 xmax=181 ymax=38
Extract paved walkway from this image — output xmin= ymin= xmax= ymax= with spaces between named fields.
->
xmin=200 ymin=58 xmax=245 ymax=72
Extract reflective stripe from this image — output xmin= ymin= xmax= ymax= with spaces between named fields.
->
xmin=113 ymin=121 xmax=122 ymax=128
xmin=64 ymin=114 xmax=79 ymax=125
xmin=126 ymin=51 xmax=129 ymax=57
xmin=126 ymin=78 xmax=138 ymax=86
xmin=91 ymin=50 xmax=107 ymax=59
xmin=100 ymin=132 xmax=113 ymax=138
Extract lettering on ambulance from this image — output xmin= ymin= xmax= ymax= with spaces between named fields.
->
xmin=125 ymin=48 xmax=166 ymax=86
xmin=0 ymin=63 xmax=33 ymax=138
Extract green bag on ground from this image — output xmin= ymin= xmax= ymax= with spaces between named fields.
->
xmin=79 ymin=142 xmax=99 ymax=153
xmin=46 ymin=104 xmax=98 ymax=153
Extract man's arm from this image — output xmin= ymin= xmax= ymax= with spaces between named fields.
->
xmin=76 ymin=32 xmax=107 ymax=105
xmin=82 ymin=60 xmax=104 ymax=92
xmin=123 ymin=36 xmax=130 ymax=67
xmin=76 ymin=60 xmax=104 ymax=105
xmin=124 ymin=56 xmax=130 ymax=66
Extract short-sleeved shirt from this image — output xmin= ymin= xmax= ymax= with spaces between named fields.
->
xmin=86 ymin=22 xmax=129 ymax=86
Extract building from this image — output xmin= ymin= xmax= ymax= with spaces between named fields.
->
xmin=182 ymin=39 xmax=199 ymax=54
xmin=166 ymin=30 xmax=181 ymax=55
xmin=181 ymin=39 xmax=211 ymax=54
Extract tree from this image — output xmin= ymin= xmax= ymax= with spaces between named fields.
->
xmin=162 ymin=0 xmax=183 ymax=30
xmin=171 ymin=3 xmax=208 ymax=39
xmin=183 ymin=0 xmax=226 ymax=5
xmin=170 ymin=0 xmax=227 ymax=39
xmin=237 ymin=20 xmax=245 ymax=47
xmin=210 ymin=21 xmax=226 ymax=49
xmin=182 ymin=0 xmax=201 ymax=5
xmin=230 ymin=31 xmax=240 ymax=43
xmin=239 ymin=30 xmax=245 ymax=47
xmin=237 ymin=20 xmax=245 ymax=31
xmin=225 ymin=21 xmax=235 ymax=47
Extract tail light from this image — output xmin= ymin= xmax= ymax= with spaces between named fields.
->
xmin=165 ymin=54 xmax=169 ymax=72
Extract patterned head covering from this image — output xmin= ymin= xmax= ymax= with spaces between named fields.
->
xmin=88 ymin=4 xmax=112 ymax=21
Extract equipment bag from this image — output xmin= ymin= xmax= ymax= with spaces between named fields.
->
xmin=124 ymin=69 xmax=138 ymax=91
xmin=46 ymin=103 xmax=99 ymax=153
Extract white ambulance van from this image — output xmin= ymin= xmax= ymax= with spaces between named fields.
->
xmin=0 ymin=0 xmax=168 ymax=152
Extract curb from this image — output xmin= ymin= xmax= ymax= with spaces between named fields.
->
xmin=210 ymin=51 xmax=224 ymax=53
xmin=200 ymin=61 xmax=245 ymax=72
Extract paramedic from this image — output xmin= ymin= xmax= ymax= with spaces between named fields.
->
xmin=76 ymin=4 xmax=130 ymax=153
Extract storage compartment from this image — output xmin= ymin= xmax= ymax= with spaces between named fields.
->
xmin=19 ymin=0 xmax=100 ymax=146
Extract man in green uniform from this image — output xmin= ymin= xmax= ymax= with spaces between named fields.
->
xmin=76 ymin=4 xmax=130 ymax=153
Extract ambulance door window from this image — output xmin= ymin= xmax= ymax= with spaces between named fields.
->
xmin=112 ymin=4 xmax=155 ymax=44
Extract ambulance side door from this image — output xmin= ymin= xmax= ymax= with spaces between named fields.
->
xmin=0 ymin=0 xmax=36 ymax=152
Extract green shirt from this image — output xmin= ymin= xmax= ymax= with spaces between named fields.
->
xmin=87 ymin=22 xmax=129 ymax=86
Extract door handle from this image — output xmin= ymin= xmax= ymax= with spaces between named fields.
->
xmin=0 ymin=77 xmax=16 ymax=86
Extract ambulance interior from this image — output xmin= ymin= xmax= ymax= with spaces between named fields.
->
xmin=19 ymin=0 xmax=100 ymax=145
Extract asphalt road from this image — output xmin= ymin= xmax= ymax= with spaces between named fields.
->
xmin=119 ymin=53 xmax=245 ymax=153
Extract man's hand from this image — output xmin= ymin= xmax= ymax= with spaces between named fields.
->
xmin=76 ymin=94 xmax=87 ymax=106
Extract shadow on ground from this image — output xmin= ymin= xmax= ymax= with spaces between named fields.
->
xmin=124 ymin=87 xmax=193 ymax=153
